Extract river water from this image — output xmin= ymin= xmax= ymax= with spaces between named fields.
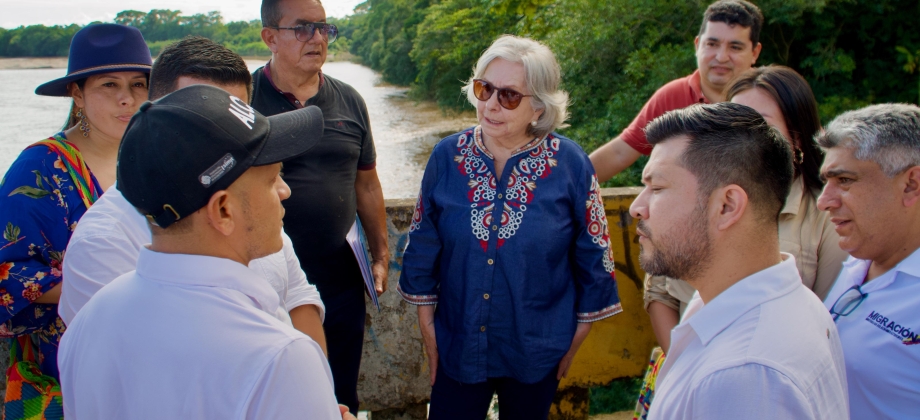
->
xmin=0 ymin=60 xmax=476 ymax=199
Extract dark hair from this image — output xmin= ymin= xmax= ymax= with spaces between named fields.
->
xmin=262 ymin=0 xmax=324 ymax=27
xmin=699 ymin=0 xmax=764 ymax=46
xmin=261 ymin=0 xmax=283 ymax=28
xmin=148 ymin=36 xmax=252 ymax=101
xmin=62 ymin=78 xmax=89 ymax=130
xmin=645 ymin=102 xmax=794 ymax=223
xmin=726 ymin=66 xmax=825 ymax=193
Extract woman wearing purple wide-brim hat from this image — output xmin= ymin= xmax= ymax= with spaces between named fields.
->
xmin=0 ymin=23 xmax=150 ymax=385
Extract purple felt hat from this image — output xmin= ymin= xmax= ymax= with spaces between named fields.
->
xmin=35 ymin=24 xmax=152 ymax=97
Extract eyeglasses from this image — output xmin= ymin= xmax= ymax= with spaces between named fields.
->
xmin=829 ymin=284 xmax=868 ymax=322
xmin=472 ymin=79 xmax=532 ymax=110
xmin=269 ymin=22 xmax=338 ymax=44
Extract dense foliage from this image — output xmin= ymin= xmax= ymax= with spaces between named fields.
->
xmin=0 ymin=10 xmax=351 ymax=60
xmin=2 ymin=1 xmax=917 ymax=186
xmin=340 ymin=0 xmax=919 ymax=186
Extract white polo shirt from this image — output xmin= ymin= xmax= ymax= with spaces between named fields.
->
xmin=58 ymin=248 xmax=341 ymax=419
xmin=823 ymin=248 xmax=920 ymax=420
xmin=60 ymin=185 xmax=324 ymax=325
xmin=649 ymin=254 xmax=849 ymax=420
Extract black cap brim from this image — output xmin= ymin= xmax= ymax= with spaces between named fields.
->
xmin=254 ymin=105 xmax=324 ymax=165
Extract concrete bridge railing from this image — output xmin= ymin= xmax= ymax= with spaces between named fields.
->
xmin=361 ymin=187 xmax=657 ymax=420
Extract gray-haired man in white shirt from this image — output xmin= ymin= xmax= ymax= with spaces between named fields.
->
xmin=630 ymin=102 xmax=849 ymax=419
xmin=818 ymin=103 xmax=920 ymax=420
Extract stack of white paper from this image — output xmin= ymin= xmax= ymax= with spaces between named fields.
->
xmin=346 ymin=215 xmax=380 ymax=311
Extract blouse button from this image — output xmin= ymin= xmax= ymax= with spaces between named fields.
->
xmin=497 ymin=193 xmax=503 ymax=199
xmin=492 ymin=225 xmax=498 ymax=231
xmin=487 ymin=259 xmax=494 ymax=265
xmin=483 ymin=293 xmax=490 ymax=300
xmin=480 ymin=326 xmax=487 ymax=332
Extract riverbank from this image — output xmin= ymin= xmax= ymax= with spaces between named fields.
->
xmin=0 ymin=52 xmax=356 ymax=70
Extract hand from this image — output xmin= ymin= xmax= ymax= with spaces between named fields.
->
xmin=556 ymin=351 xmax=577 ymax=380
xmin=339 ymin=405 xmax=357 ymax=420
xmin=372 ymin=259 xmax=388 ymax=296
xmin=418 ymin=305 xmax=438 ymax=386
xmin=557 ymin=322 xmax=593 ymax=380
xmin=425 ymin=341 xmax=438 ymax=386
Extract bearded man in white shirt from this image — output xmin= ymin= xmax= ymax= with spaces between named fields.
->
xmin=59 ymin=84 xmax=354 ymax=419
xmin=817 ymin=103 xmax=920 ymax=420
xmin=60 ymin=37 xmax=327 ymax=353
xmin=632 ymin=102 xmax=849 ymax=420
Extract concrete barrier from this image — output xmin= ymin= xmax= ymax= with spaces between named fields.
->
xmin=360 ymin=187 xmax=657 ymax=419
xmin=0 ymin=187 xmax=657 ymax=419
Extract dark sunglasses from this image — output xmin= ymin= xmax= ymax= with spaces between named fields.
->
xmin=269 ymin=22 xmax=338 ymax=44
xmin=472 ymin=79 xmax=532 ymax=110
xmin=829 ymin=284 xmax=868 ymax=322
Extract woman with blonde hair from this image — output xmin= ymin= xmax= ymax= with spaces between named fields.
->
xmin=398 ymin=35 xmax=622 ymax=420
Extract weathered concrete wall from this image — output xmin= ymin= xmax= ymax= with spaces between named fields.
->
xmin=359 ymin=188 xmax=657 ymax=418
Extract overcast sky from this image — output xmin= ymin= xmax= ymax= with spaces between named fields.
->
xmin=1 ymin=1 xmax=365 ymax=29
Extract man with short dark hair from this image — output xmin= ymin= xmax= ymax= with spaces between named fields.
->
xmin=60 ymin=37 xmax=328 ymax=354
xmin=253 ymin=0 xmax=389 ymax=413
xmin=595 ymin=0 xmax=765 ymax=354
xmin=59 ymin=84 xmax=354 ymax=419
xmin=590 ymin=0 xmax=763 ymax=181
xmin=818 ymin=103 xmax=920 ymax=419
xmin=632 ymin=103 xmax=848 ymax=419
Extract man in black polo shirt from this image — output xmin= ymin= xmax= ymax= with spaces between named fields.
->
xmin=254 ymin=0 xmax=389 ymax=414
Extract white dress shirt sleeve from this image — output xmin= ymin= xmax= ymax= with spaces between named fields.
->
xmin=244 ymin=338 xmax=340 ymax=419
xmin=60 ymin=233 xmax=140 ymax=325
xmin=690 ymin=364 xmax=821 ymax=420
xmin=279 ymin=231 xmax=325 ymax=321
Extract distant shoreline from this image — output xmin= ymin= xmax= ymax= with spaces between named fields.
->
xmin=0 ymin=52 xmax=355 ymax=70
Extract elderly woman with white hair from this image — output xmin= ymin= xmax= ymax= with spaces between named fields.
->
xmin=398 ymin=35 xmax=623 ymax=419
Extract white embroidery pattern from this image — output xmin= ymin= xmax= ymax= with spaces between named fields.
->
xmin=409 ymin=194 xmax=423 ymax=232
xmin=455 ymin=128 xmax=559 ymax=251
xmin=585 ymin=174 xmax=615 ymax=276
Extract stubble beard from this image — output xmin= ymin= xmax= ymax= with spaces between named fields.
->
xmin=637 ymin=204 xmax=713 ymax=281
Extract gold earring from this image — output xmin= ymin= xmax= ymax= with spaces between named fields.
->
xmin=77 ymin=108 xmax=91 ymax=137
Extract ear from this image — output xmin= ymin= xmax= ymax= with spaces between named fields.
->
xmin=752 ymin=42 xmax=763 ymax=64
xmin=532 ymin=106 xmax=544 ymax=124
xmin=204 ymin=191 xmax=235 ymax=236
xmin=903 ymin=166 xmax=920 ymax=207
xmin=69 ymin=82 xmax=85 ymax=108
xmin=713 ymin=184 xmax=748 ymax=232
xmin=693 ymin=35 xmax=700 ymax=51
xmin=261 ymin=27 xmax=279 ymax=54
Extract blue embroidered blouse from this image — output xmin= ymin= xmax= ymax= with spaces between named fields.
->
xmin=398 ymin=126 xmax=622 ymax=384
xmin=0 ymin=134 xmax=100 ymax=379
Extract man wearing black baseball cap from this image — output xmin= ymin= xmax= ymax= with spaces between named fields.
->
xmin=58 ymin=84 xmax=355 ymax=419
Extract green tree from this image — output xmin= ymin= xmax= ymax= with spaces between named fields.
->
xmin=411 ymin=0 xmax=519 ymax=107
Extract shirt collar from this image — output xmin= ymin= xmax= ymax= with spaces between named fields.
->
xmin=472 ymin=125 xmax=546 ymax=160
xmin=688 ymin=69 xmax=708 ymax=104
xmin=135 ymin=247 xmax=283 ymax=317
xmin=263 ymin=60 xmax=324 ymax=108
xmin=839 ymin=247 xmax=920 ymax=292
xmin=687 ymin=253 xmax=801 ymax=346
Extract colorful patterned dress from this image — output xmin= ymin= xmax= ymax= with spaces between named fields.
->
xmin=0 ymin=133 xmax=101 ymax=380
xmin=398 ymin=126 xmax=623 ymax=384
